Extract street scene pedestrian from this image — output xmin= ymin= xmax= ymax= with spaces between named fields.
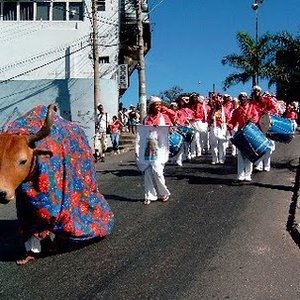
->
xmin=94 ymin=104 xmax=110 ymax=162
xmin=137 ymin=96 xmax=172 ymax=205
xmin=109 ymin=115 xmax=123 ymax=155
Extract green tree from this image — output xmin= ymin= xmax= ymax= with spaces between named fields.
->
xmin=158 ymin=85 xmax=183 ymax=103
xmin=222 ymin=32 xmax=277 ymax=90
xmin=269 ymin=32 xmax=300 ymax=102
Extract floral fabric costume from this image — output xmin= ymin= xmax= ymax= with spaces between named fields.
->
xmin=6 ymin=105 xmax=114 ymax=242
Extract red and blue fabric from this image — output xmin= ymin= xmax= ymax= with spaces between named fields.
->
xmin=6 ymin=105 xmax=114 ymax=242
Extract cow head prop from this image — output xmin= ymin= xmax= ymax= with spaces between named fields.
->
xmin=0 ymin=104 xmax=56 ymax=204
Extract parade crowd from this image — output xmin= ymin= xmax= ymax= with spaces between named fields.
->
xmin=94 ymin=86 xmax=298 ymax=206
xmin=133 ymin=86 xmax=298 ymax=205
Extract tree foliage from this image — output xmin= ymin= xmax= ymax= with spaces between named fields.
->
xmin=158 ymin=86 xmax=183 ymax=103
xmin=222 ymin=31 xmax=300 ymax=102
xmin=222 ymin=32 xmax=278 ymax=90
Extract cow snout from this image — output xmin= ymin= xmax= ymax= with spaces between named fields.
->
xmin=0 ymin=191 xmax=9 ymax=204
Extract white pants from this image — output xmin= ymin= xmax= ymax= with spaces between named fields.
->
xmin=254 ymin=150 xmax=272 ymax=171
xmin=144 ymin=164 xmax=170 ymax=201
xmin=254 ymin=141 xmax=275 ymax=171
xmin=200 ymin=129 xmax=209 ymax=153
xmin=25 ymin=233 xmax=56 ymax=253
xmin=209 ymin=133 xmax=227 ymax=163
xmin=237 ymin=150 xmax=253 ymax=181
xmin=190 ymin=131 xmax=201 ymax=158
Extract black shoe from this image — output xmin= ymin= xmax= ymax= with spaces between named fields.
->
xmin=100 ymin=157 xmax=105 ymax=162
xmin=231 ymin=179 xmax=243 ymax=186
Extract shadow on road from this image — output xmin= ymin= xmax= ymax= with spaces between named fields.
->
xmin=286 ymin=158 xmax=300 ymax=248
xmin=99 ymin=169 xmax=141 ymax=177
xmin=0 ymin=219 xmax=24 ymax=261
xmin=252 ymin=182 xmax=294 ymax=192
xmin=104 ymin=194 xmax=142 ymax=203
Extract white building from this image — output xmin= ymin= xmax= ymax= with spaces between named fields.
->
xmin=0 ymin=0 xmax=151 ymax=145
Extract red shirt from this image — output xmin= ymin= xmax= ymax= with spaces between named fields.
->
xmin=144 ymin=112 xmax=173 ymax=126
xmin=192 ymin=103 xmax=208 ymax=122
xmin=251 ymin=95 xmax=278 ymax=117
xmin=110 ymin=119 xmax=123 ymax=133
xmin=174 ymin=107 xmax=194 ymax=125
xmin=285 ymin=110 xmax=298 ymax=121
xmin=208 ymin=108 xmax=231 ymax=127
xmin=229 ymin=103 xmax=259 ymax=130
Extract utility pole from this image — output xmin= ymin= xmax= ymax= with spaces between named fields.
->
xmin=251 ymin=0 xmax=264 ymax=86
xmin=92 ymin=0 xmax=100 ymax=133
xmin=136 ymin=0 xmax=147 ymax=122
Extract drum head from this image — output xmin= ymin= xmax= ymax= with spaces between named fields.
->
xmin=259 ymin=114 xmax=270 ymax=133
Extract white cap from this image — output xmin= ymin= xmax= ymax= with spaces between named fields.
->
xmin=239 ymin=92 xmax=248 ymax=97
xmin=149 ymin=96 xmax=162 ymax=105
xmin=198 ymin=95 xmax=205 ymax=102
xmin=252 ymin=85 xmax=262 ymax=92
xmin=170 ymin=102 xmax=178 ymax=107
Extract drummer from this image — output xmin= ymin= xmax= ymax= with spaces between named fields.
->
xmin=189 ymin=93 xmax=210 ymax=157
xmin=228 ymin=92 xmax=259 ymax=184
xmin=174 ymin=95 xmax=195 ymax=161
xmin=250 ymin=85 xmax=277 ymax=172
xmin=142 ymin=96 xmax=173 ymax=205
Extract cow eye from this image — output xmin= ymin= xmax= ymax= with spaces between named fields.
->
xmin=19 ymin=159 xmax=28 ymax=165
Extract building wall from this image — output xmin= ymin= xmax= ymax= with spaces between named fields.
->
xmin=0 ymin=0 xmax=120 ymax=147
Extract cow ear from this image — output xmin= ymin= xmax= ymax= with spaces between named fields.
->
xmin=33 ymin=148 xmax=53 ymax=158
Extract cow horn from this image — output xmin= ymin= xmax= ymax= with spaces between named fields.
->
xmin=28 ymin=104 xmax=57 ymax=144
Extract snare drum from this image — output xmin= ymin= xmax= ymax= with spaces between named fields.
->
xmin=176 ymin=126 xmax=195 ymax=143
xmin=169 ymin=131 xmax=184 ymax=157
xmin=231 ymin=121 xmax=273 ymax=163
xmin=259 ymin=114 xmax=296 ymax=143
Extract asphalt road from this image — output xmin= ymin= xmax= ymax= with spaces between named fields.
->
xmin=1 ymin=133 xmax=300 ymax=299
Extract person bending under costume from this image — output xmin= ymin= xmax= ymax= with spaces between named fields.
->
xmin=228 ymin=92 xmax=259 ymax=183
xmin=142 ymin=96 xmax=173 ymax=205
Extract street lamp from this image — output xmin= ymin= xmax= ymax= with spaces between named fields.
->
xmin=251 ymin=0 xmax=264 ymax=86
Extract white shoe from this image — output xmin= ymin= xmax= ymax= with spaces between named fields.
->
xmin=143 ymin=199 xmax=151 ymax=205
xmin=176 ymin=161 xmax=183 ymax=167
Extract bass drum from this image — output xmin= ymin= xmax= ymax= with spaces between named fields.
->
xmin=176 ymin=126 xmax=195 ymax=143
xmin=168 ymin=130 xmax=184 ymax=157
xmin=259 ymin=113 xmax=296 ymax=144
xmin=231 ymin=121 xmax=273 ymax=163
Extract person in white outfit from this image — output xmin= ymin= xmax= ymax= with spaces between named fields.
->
xmin=139 ymin=96 xmax=173 ymax=205
xmin=228 ymin=92 xmax=260 ymax=183
xmin=208 ymin=99 xmax=230 ymax=164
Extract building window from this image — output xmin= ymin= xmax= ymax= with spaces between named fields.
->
xmin=36 ymin=2 xmax=50 ymax=21
xmin=3 ymin=2 xmax=17 ymax=20
xmin=96 ymin=0 xmax=105 ymax=11
xmin=0 ymin=1 xmax=84 ymax=21
xmin=69 ymin=2 xmax=83 ymax=21
xmin=53 ymin=2 xmax=66 ymax=20
xmin=99 ymin=56 xmax=109 ymax=64
xmin=20 ymin=2 xmax=34 ymax=20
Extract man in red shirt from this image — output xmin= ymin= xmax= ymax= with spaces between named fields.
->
xmin=190 ymin=93 xmax=210 ymax=157
xmin=228 ymin=92 xmax=259 ymax=183
xmin=251 ymin=85 xmax=277 ymax=172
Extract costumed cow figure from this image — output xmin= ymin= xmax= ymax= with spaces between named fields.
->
xmin=0 ymin=104 xmax=114 ymax=265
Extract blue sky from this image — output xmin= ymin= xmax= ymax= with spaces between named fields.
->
xmin=120 ymin=0 xmax=300 ymax=108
